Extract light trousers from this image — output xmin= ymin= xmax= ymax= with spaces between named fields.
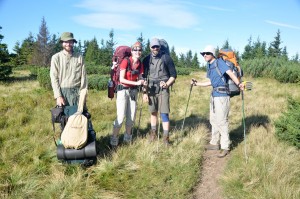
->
xmin=113 ymin=89 xmax=138 ymax=129
xmin=209 ymin=96 xmax=230 ymax=150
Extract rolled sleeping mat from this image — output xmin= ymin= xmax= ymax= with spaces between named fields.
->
xmin=57 ymin=139 xmax=97 ymax=160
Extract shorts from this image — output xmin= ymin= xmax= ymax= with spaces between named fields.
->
xmin=148 ymin=88 xmax=170 ymax=113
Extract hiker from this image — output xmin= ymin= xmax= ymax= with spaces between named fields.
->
xmin=50 ymin=32 xmax=87 ymax=107
xmin=191 ymin=45 xmax=244 ymax=158
xmin=142 ymin=38 xmax=177 ymax=145
xmin=110 ymin=41 xmax=145 ymax=147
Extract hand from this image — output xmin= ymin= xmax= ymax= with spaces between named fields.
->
xmin=137 ymin=79 xmax=144 ymax=85
xmin=191 ymin=78 xmax=197 ymax=86
xmin=239 ymin=82 xmax=245 ymax=91
xmin=56 ymin=96 xmax=65 ymax=106
xmin=143 ymin=94 xmax=149 ymax=103
xmin=160 ymin=81 xmax=168 ymax=88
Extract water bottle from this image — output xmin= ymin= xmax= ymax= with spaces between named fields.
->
xmin=108 ymin=79 xmax=114 ymax=99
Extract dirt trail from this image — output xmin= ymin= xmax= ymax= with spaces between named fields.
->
xmin=192 ymin=150 xmax=229 ymax=199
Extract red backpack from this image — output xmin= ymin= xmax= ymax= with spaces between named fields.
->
xmin=108 ymin=46 xmax=132 ymax=99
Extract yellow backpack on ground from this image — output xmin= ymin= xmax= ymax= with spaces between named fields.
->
xmin=61 ymin=89 xmax=88 ymax=149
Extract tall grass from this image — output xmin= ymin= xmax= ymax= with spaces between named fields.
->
xmin=0 ymin=70 xmax=299 ymax=198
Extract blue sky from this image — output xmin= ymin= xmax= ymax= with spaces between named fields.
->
xmin=0 ymin=0 xmax=300 ymax=62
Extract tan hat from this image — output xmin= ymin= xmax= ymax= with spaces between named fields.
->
xmin=60 ymin=32 xmax=77 ymax=43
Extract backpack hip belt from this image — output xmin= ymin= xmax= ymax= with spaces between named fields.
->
xmin=117 ymin=84 xmax=138 ymax=91
xmin=213 ymin=86 xmax=228 ymax=94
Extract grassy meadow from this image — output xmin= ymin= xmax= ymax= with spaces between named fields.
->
xmin=0 ymin=69 xmax=299 ymax=198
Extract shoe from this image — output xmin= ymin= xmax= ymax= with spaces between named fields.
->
xmin=110 ymin=135 xmax=119 ymax=148
xmin=217 ymin=150 xmax=230 ymax=158
xmin=205 ymin=144 xmax=220 ymax=150
xmin=148 ymin=129 xmax=157 ymax=142
xmin=163 ymin=135 xmax=170 ymax=146
xmin=123 ymin=133 xmax=132 ymax=144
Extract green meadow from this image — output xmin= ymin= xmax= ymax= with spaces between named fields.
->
xmin=0 ymin=69 xmax=299 ymax=199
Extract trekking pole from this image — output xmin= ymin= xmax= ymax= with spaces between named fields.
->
xmin=180 ymin=82 xmax=194 ymax=139
xmin=136 ymin=86 xmax=143 ymax=138
xmin=241 ymin=90 xmax=248 ymax=163
xmin=157 ymin=84 xmax=163 ymax=152
xmin=241 ymin=81 xmax=252 ymax=163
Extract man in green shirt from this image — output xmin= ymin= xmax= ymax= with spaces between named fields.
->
xmin=50 ymin=32 xmax=87 ymax=106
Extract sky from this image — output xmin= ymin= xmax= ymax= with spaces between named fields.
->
xmin=0 ymin=0 xmax=300 ymax=63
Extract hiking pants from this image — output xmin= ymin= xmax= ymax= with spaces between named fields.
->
xmin=61 ymin=87 xmax=80 ymax=106
xmin=113 ymin=89 xmax=138 ymax=129
xmin=209 ymin=96 xmax=230 ymax=150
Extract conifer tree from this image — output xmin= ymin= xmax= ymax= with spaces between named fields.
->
xmin=31 ymin=17 xmax=53 ymax=67
xmin=0 ymin=26 xmax=12 ymax=79
xmin=268 ymin=29 xmax=282 ymax=58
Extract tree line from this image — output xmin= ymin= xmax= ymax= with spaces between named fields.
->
xmin=0 ymin=17 xmax=299 ymax=80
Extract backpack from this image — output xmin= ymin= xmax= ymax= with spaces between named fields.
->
xmin=109 ymin=46 xmax=132 ymax=99
xmin=61 ymin=89 xmax=88 ymax=149
xmin=216 ymin=49 xmax=243 ymax=97
xmin=159 ymin=39 xmax=170 ymax=55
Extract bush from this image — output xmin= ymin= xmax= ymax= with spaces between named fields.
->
xmin=86 ymin=63 xmax=110 ymax=75
xmin=88 ymin=75 xmax=109 ymax=91
xmin=241 ymin=58 xmax=300 ymax=83
xmin=275 ymin=97 xmax=300 ymax=149
xmin=176 ymin=67 xmax=193 ymax=75
xmin=0 ymin=64 xmax=12 ymax=80
xmin=37 ymin=67 xmax=52 ymax=90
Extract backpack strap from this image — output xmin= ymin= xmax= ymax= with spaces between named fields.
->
xmin=215 ymin=60 xmax=227 ymax=86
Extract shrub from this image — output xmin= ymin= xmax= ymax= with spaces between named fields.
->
xmin=88 ymin=75 xmax=109 ymax=91
xmin=176 ymin=67 xmax=193 ymax=75
xmin=275 ymin=97 xmax=300 ymax=149
xmin=241 ymin=58 xmax=300 ymax=83
xmin=86 ymin=63 xmax=110 ymax=75
xmin=37 ymin=67 xmax=52 ymax=90
xmin=0 ymin=64 xmax=12 ymax=80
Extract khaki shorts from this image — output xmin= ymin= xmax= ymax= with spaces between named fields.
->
xmin=148 ymin=88 xmax=170 ymax=113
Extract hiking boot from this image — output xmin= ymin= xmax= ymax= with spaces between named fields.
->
xmin=163 ymin=135 xmax=170 ymax=146
xmin=148 ymin=129 xmax=157 ymax=142
xmin=205 ymin=144 xmax=220 ymax=150
xmin=110 ymin=135 xmax=119 ymax=148
xmin=123 ymin=133 xmax=132 ymax=144
xmin=217 ymin=150 xmax=230 ymax=158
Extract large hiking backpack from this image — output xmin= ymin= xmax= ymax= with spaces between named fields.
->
xmin=109 ymin=46 xmax=132 ymax=99
xmin=159 ymin=39 xmax=170 ymax=55
xmin=216 ymin=49 xmax=243 ymax=97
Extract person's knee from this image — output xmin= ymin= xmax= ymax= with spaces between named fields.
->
xmin=160 ymin=113 xmax=169 ymax=122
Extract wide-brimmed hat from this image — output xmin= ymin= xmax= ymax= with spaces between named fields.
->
xmin=200 ymin=45 xmax=215 ymax=56
xmin=60 ymin=32 xmax=77 ymax=43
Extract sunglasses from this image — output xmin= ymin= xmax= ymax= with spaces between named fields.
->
xmin=151 ymin=45 xmax=160 ymax=49
xmin=133 ymin=49 xmax=142 ymax=52
xmin=202 ymin=52 xmax=212 ymax=56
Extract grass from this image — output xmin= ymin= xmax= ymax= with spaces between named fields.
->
xmin=0 ymin=70 xmax=299 ymax=198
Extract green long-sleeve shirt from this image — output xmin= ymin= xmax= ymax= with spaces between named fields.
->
xmin=50 ymin=50 xmax=87 ymax=99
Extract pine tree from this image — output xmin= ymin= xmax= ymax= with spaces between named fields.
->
xmin=19 ymin=32 xmax=35 ymax=65
xmin=268 ymin=29 xmax=282 ymax=58
xmin=0 ymin=26 xmax=12 ymax=79
xmin=31 ymin=17 xmax=53 ymax=67
xmin=191 ymin=53 xmax=200 ymax=68
xmin=242 ymin=36 xmax=253 ymax=60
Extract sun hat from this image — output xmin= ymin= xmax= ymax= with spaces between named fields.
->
xmin=150 ymin=38 xmax=160 ymax=48
xmin=200 ymin=45 xmax=215 ymax=56
xmin=60 ymin=32 xmax=77 ymax=43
